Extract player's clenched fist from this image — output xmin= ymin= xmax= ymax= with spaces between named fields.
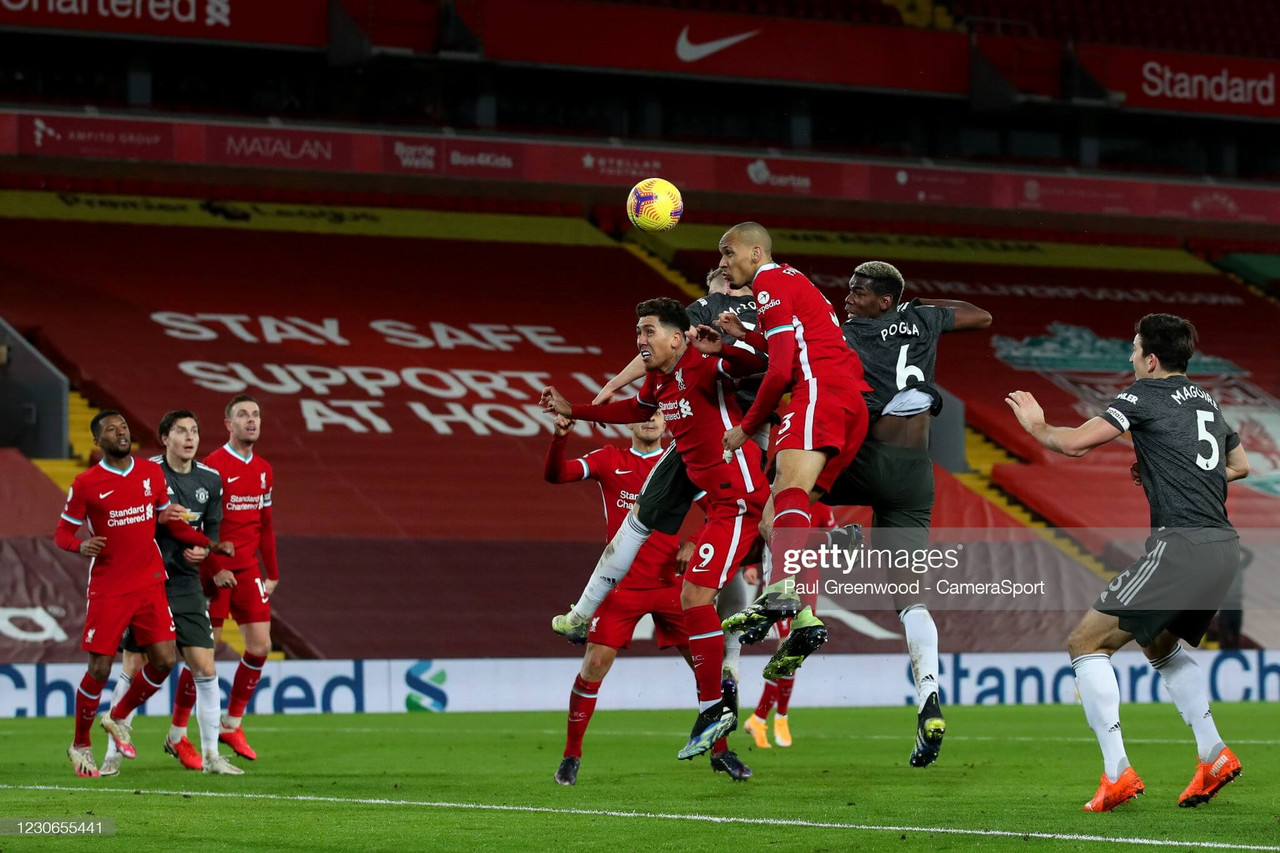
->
xmin=541 ymin=386 xmax=572 ymax=418
xmin=79 ymin=535 xmax=107 ymax=557
xmin=717 ymin=311 xmax=747 ymax=340
xmin=1005 ymin=390 xmax=1046 ymax=433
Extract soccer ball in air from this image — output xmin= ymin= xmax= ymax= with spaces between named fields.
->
xmin=626 ymin=178 xmax=683 ymax=232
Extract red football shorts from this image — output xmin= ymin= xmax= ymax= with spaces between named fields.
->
xmin=771 ymin=378 xmax=869 ymax=494
xmin=82 ymin=583 xmax=174 ymax=656
xmin=682 ymin=488 xmax=767 ymax=591
xmin=588 ymin=584 xmax=687 ymax=650
xmin=206 ymin=568 xmax=272 ymax=626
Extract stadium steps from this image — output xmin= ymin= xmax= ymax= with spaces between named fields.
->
xmin=31 ymin=391 xmax=98 ymax=491
xmin=953 ymin=426 xmax=1111 ymax=581
xmin=619 ymin=241 xmax=704 ymax=301
xmin=881 ymin=0 xmax=953 ymax=29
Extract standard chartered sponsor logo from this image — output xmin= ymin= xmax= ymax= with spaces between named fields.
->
xmin=107 ymin=504 xmax=154 ymax=527
xmin=226 ymin=494 xmax=264 ymax=511
xmin=1141 ymin=61 xmax=1275 ymax=106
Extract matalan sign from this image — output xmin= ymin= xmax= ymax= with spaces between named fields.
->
xmin=0 ymin=0 xmax=327 ymax=47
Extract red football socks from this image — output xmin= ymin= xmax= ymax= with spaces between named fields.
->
xmin=111 ymin=663 xmax=168 ymax=720
xmin=227 ymin=653 xmax=268 ymax=718
xmin=771 ymin=487 xmax=816 ymax=608
xmin=754 ymin=680 xmax=778 ymax=719
xmin=74 ymin=673 xmax=106 ymax=747
xmin=564 ymin=675 xmax=601 ymax=759
xmin=685 ymin=605 xmax=725 ymax=703
xmin=776 ymin=676 xmax=795 ymax=715
xmin=171 ymin=666 xmax=197 ymax=728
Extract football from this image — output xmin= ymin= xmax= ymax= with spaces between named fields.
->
xmin=626 ymin=178 xmax=683 ymax=232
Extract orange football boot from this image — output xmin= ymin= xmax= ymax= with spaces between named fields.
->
xmin=1083 ymin=766 xmax=1145 ymax=812
xmin=1178 ymin=747 xmax=1241 ymax=808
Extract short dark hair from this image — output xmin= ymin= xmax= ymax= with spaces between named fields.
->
xmin=225 ymin=394 xmax=259 ymax=418
xmin=1136 ymin=313 xmax=1197 ymax=373
xmin=636 ymin=297 xmax=688 ymax=333
xmin=853 ymin=260 xmax=905 ymax=306
xmin=90 ymin=410 xmax=123 ymax=439
xmin=158 ymin=409 xmax=198 ymax=440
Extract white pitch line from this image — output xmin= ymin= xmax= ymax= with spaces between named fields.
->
xmin=2 ymin=785 xmax=1275 ymax=851
xmin=237 ymin=726 xmax=1280 ymax=747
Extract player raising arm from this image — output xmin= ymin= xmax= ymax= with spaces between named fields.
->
xmin=826 ymin=260 xmax=991 ymax=767
xmin=543 ymin=297 xmax=769 ymax=760
xmin=1007 ymin=313 xmax=1248 ymax=812
xmin=544 ymin=411 xmax=751 ymax=784
xmin=715 ymin=222 xmax=871 ymax=678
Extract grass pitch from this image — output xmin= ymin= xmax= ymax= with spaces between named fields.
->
xmin=2 ymin=703 xmax=1278 ymax=851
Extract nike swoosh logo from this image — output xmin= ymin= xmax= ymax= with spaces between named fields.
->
xmin=614 ymin=469 xmax=633 ymax=475
xmin=227 ymin=476 xmax=240 ymax=483
xmin=675 ymin=26 xmax=760 ymax=62
xmin=98 ymin=490 xmax=114 ymax=499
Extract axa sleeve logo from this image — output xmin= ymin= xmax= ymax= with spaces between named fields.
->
xmin=405 ymin=660 xmax=448 ymax=712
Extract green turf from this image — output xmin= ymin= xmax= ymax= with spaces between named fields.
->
xmin=1 ymin=703 xmax=1278 ymax=851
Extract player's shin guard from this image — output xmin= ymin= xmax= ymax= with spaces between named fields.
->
xmin=226 ymin=653 xmax=267 ymax=722
xmin=771 ymin=488 xmax=815 ymax=609
xmin=74 ymin=674 xmax=106 ymax=748
xmin=564 ymin=675 xmax=601 ymax=759
xmin=112 ymin=663 xmax=167 ymax=720
xmin=1150 ymin=645 xmax=1225 ymax=763
xmin=171 ymin=666 xmax=197 ymax=729
xmin=686 ymin=605 xmax=727 ymax=705
xmin=194 ymin=675 xmax=221 ymax=758
xmin=568 ymin=512 xmax=651 ymax=624
xmin=1072 ymin=653 xmax=1129 ymax=783
xmin=901 ymin=606 xmax=940 ymax=711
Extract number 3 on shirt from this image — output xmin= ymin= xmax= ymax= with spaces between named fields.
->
xmin=254 ymin=576 xmax=270 ymax=604
xmin=1195 ymin=410 xmax=1219 ymax=471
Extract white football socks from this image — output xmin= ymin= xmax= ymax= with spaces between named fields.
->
xmin=194 ymin=674 xmax=222 ymax=757
xmin=716 ymin=574 xmax=751 ymax=680
xmin=568 ymin=511 xmax=652 ymax=624
xmin=901 ymin=606 xmax=940 ymax=712
xmin=104 ymin=673 xmax=133 ymax=759
xmin=1151 ymin=645 xmax=1225 ymax=763
xmin=1072 ymin=653 xmax=1129 ymax=782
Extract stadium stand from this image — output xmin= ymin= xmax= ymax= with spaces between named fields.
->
xmin=651 ymin=222 xmax=1280 ymax=546
xmin=0 ymin=185 xmax=1116 ymax=658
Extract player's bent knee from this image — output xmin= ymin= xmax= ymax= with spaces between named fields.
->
xmin=581 ymin=645 xmax=617 ymax=681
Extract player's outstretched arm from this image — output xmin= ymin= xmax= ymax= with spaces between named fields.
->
xmin=1225 ymin=443 xmax=1250 ymax=482
xmin=919 ymin=298 xmax=992 ymax=331
xmin=1005 ymin=390 xmax=1121 ymax=457
xmin=592 ymin=355 xmax=647 ymax=405
xmin=545 ymin=417 xmax=590 ymax=483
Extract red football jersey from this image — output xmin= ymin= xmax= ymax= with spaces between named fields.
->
xmin=60 ymin=458 xmax=172 ymax=598
xmin=562 ymin=442 xmax=681 ymax=590
xmin=635 ymin=346 xmax=767 ymax=497
xmin=202 ymin=443 xmax=274 ymax=573
xmin=743 ymin=263 xmax=870 ymax=433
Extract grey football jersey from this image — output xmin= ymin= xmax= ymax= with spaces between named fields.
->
xmin=151 ymin=455 xmax=224 ymax=589
xmin=1098 ymin=376 xmax=1240 ymax=537
xmin=686 ymin=291 xmax=764 ymax=410
xmin=842 ymin=299 xmax=955 ymax=420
